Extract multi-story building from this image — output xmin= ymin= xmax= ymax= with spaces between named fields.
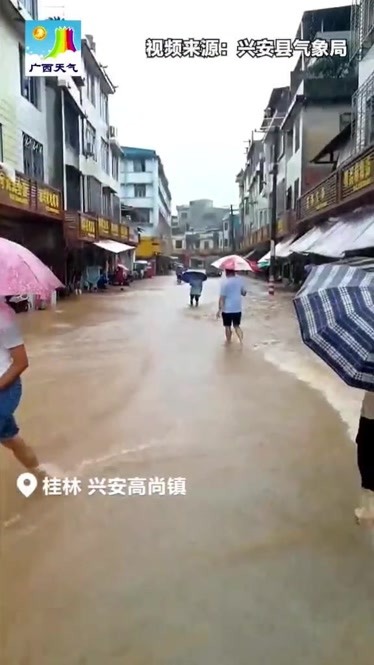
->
xmin=0 ymin=2 xmax=136 ymax=287
xmin=119 ymin=146 xmax=172 ymax=259
xmin=0 ymin=0 xmax=67 ymax=280
xmin=176 ymin=199 xmax=228 ymax=233
xmin=239 ymin=4 xmax=358 ymax=256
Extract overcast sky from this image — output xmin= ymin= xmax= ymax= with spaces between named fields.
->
xmin=41 ymin=0 xmax=348 ymax=210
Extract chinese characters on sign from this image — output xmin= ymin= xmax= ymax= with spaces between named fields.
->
xmin=300 ymin=173 xmax=338 ymax=218
xmin=25 ymin=19 xmax=83 ymax=77
xmin=145 ymin=38 xmax=347 ymax=58
xmin=98 ymin=217 xmax=110 ymax=237
xmin=79 ymin=215 xmax=97 ymax=240
xmin=341 ymin=152 xmax=374 ymax=198
xmin=110 ymin=222 xmax=119 ymax=238
xmin=0 ymin=170 xmax=30 ymax=208
xmin=37 ymin=185 xmax=61 ymax=216
xmin=41 ymin=476 xmax=187 ymax=496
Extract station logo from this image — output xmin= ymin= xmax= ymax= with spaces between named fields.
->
xmin=24 ymin=19 xmax=83 ymax=77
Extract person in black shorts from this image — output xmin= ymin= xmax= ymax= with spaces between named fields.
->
xmin=216 ymin=269 xmax=246 ymax=343
xmin=354 ymin=390 xmax=374 ymax=525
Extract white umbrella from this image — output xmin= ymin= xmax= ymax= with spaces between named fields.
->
xmin=211 ymin=255 xmax=253 ymax=272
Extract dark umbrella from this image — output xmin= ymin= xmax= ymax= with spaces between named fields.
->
xmin=181 ymin=269 xmax=207 ymax=284
xmin=293 ymin=263 xmax=374 ymax=391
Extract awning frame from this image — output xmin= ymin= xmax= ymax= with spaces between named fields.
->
xmin=94 ymin=239 xmax=134 ymax=254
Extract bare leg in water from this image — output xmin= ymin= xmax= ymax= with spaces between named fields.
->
xmin=1 ymin=435 xmax=40 ymax=471
xmin=224 ymin=326 xmax=232 ymax=343
xmin=233 ymin=325 xmax=244 ymax=344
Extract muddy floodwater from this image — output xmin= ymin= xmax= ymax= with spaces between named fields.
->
xmin=0 ymin=277 xmax=373 ymax=664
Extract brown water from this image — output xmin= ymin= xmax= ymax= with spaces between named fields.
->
xmin=1 ymin=277 xmax=373 ymax=664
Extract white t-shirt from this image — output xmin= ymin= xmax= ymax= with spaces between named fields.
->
xmin=0 ymin=308 xmax=24 ymax=379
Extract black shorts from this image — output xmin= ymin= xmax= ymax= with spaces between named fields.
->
xmin=222 ymin=312 xmax=241 ymax=327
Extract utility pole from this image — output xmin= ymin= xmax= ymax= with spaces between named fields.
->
xmin=230 ymin=204 xmax=236 ymax=253
xmin=269 ymin=125 xmax=280 ymax=296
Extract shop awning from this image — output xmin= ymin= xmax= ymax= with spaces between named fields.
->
xmin=258 ymin=235 xmax=297 ymax=263
xmin=94 ymin=239 xmax=134 ymax=253
xmin=299 ymin=209 xmax=374 ymax=258
xmin=287 ymin=225 xmax=328 ymax=254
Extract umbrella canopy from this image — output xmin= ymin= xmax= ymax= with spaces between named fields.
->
xmin=211 ymin=255 xmax=253 ymax=272
xmin=0 ymin=238 xmax=63 ymax=296
xmin=294 ymin=263 xmax=374 ymax=391
xmin=181 ymin=269 xmax=207 ymax=283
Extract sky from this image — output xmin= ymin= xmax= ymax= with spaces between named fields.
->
xmin=40 ymin=0 xmax=349 ymax=211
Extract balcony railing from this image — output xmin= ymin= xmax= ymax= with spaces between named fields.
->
xmin=350 ymin=0 xmax=374 ymax=61
xmin=351 ymin=70 xmax=374 ymax=153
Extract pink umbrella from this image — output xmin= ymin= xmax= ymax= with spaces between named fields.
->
xmin=211 ymin=254 xmax=253 ymax=272
xmin=0 ymin=238 xmax=64 ymax=296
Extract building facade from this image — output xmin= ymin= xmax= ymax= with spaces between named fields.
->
xmin=238 ymin=4 xmax=360 ymax=256
xmin=0 ymin=1 xmax=137 ymax=289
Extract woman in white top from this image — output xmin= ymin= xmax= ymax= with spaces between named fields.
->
xmin=0 ymin=298 xmax=40 ymax=470
xmin=355 ymin=390 xmax=374 ymax=524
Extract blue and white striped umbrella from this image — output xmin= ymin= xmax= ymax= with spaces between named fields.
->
xmin=294 ymin=263 xmax=374 ymax=391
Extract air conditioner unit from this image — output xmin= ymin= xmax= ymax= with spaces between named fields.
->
xmin=109 ymin=125 xmax=117 ymax=139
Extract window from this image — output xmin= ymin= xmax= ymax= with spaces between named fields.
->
xmin=21 ymin=0 xmax=37 ymax=18
xmin=293 ymin=179 xmax=300 ymax=209
xmin=137 ymin=208 xmax=150 ymax=224
xmin=175 ymin=240 xmax=183 ymax=249
xmin=22 ymin=132 xmax=44 ymax=180
xmin=86 ymin=72 xmax=96 ymax=106
xmin=100 ymin=92 xmax=108 ymax=123
xmin=286 ymin=186 xmax=292 ymax=210
xmin=86 ymin=176 xmax=101 ymax=215
xmin=133 ymin=160 xmax=146 ymax=172
xmin=102 ymin=188 xmax=111 ymax=217
xmin=84 ymin=121 xmax=97 ymax=160
xmin=111 ymin=152 xmax=119 ymax=180
xmin=278 ymin=132 xmax=285 ymax=158
xmin=224 ymin=238 xmax=228 ymax=246
xmin=286 ymin=129 xmax=293 ymax=154
xmin=65 ymin=102 xmax=79 ymax=150
xmin=204 ymin=241 xmax=209 ymax=249
xmin=134 ymin=184 xmax=146 ymax=197
xmin=19 ymin=45 xmax=39 ymax=107
xmin=180 ymin=211 xmax=188 ymax=219
xmin=294 ymin=116 xmax=300 ymax=152
xmin=0 ymin=124 xmax=3 ymax=162
xmin=101 ymin=139 xmax=109 ymax=173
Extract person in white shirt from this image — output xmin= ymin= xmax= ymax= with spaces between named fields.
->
xmin=0 ymin=298 xmax=40 ymax=470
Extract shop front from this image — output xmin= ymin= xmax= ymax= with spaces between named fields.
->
xmin=0 ymin=168 xmax=65 ymax=283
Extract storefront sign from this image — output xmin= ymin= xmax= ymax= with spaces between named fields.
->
xmin=110 ymin=222 xmax=119 ymax=238
xmin=98 ymin=217 xmax=110 ymax=237
xmin=119 ymin=224 xmax=129 ymax=241
xmin=79 ymin=214 xmax=97 ymax=241
xmin=299 ymin=172 xmax=337 ymax=219
xmin=341 ymin=150 xmax=374 ymax=199
xmin=36 ymin=184 xmax=61 ymax=216
xmin=0 ymin=170 xmax=31 ymax=208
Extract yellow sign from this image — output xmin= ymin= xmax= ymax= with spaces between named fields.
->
xmin=136 ymin=236 xmax=161 ymax=258
xmin=305 ymin=185 xmax=327 ymax=211
xmin=0 ymin=170 xmax=30 ymax=207
xmin=80 ymin=216 xmax=97 ymax=239
xmin=342 ymin=154 xmax=373 ymax=197
xmin=37 ymin=187 xmax=60 ymax=214
xmin=110 ymin=222 xmax=119 ymax=238
xmin=98 ymin=217 xmax=110 ymax=236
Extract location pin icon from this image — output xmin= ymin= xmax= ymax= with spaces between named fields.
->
xmin=17 ymin=472 xmax=38 ymax=497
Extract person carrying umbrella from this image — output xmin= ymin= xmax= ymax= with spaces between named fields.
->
xmin=0 ymin=237 xmax=63 ymax=476
xmin=0 ymin=298 xmax=41 ymax=471
xmin=189 ymin=276 xmax=204 ymax=307
xmin=217 ymin=269 xmax=247 ymax=343
xmin=293 ymin=262 xmax=374 ymax=524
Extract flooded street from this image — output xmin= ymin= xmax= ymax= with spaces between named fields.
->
xmin=1 ymin=276 xmax=373 ymax=664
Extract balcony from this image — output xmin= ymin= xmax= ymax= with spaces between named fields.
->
xmin=351 ymin=71 xmax=374 ymax=154
xmin=350 ymin=0 xmax=374 ymax=61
